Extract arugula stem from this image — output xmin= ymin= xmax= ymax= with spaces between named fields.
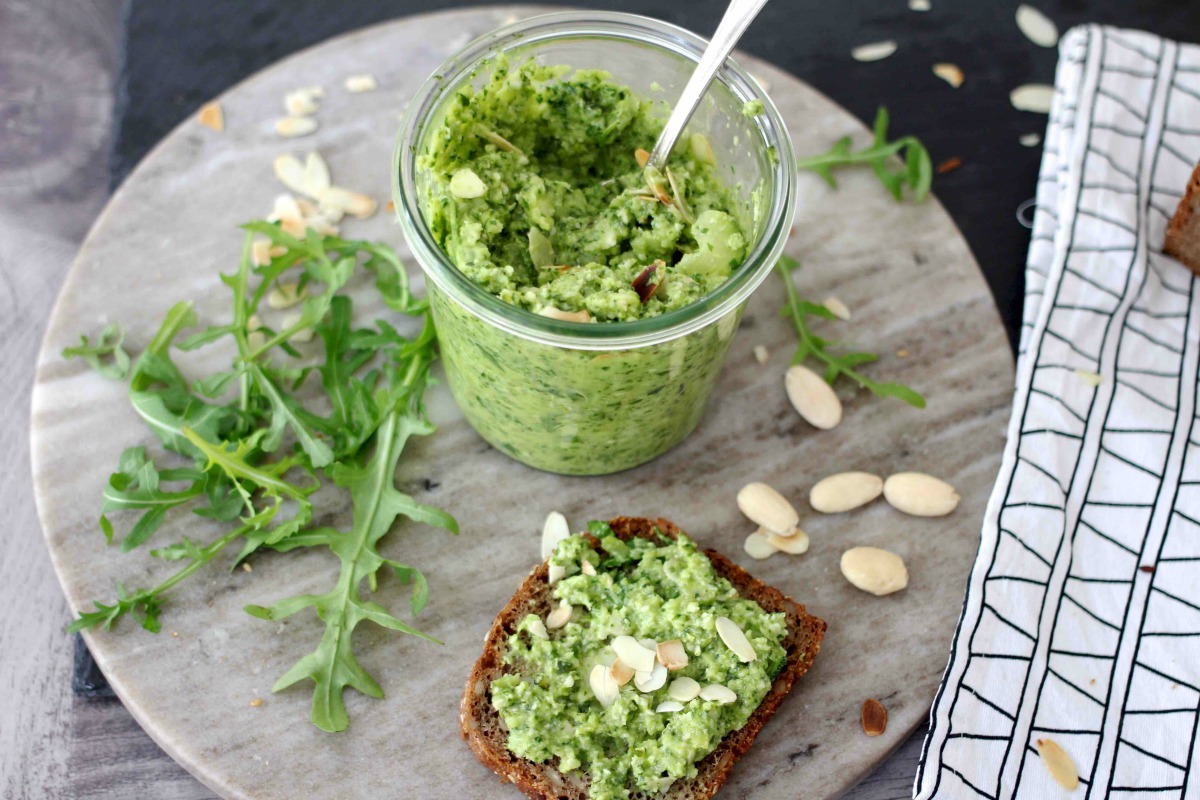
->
xmin=150 ymin=523 xmax=251 ymax=598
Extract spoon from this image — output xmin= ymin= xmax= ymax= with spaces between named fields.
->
xmin=645 ymin=0 xmax=770 ymax=172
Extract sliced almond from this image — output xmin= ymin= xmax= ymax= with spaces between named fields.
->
xmin=610 ymin=659 xmax=635 ymax=687
xmin=736 ymin=482 xmax=800 ymax=535
xmin=668 ymin=676 xmax=701 ymax=702
xmin=267 ymin=281 xmax=306 ymax=310
xmin=753 ymin=344 xmax=769 ymax=365
xmin=785 ymin=364 xmax=843 ymax=430
xmin=909 ymin=0 xmax=931 ymax=10
xmin=251 ymin=239 xmax=274 ymax=267
xmin=823 ymin=296 xmax=851 ymax=320
xmin=715 ymin=616 xmax=757 ymax=662
xmin=548 ymin=563 xmax=566 ymax=584
xmin=656 ymin=700 xmax=684 ymax=713
xmin=319 ymin=186 xmax=377 ymax=219
xmin=268 ymin=193 xmax=304 ymax=223
xmin=344 ymin=73 xmax=378 ymax=93
xmin=1010 ymin=84 xmax=1054 ymax=114
xmin=841 ymin=547 xmax=908 ymax=596
xmin=284 ymin=89 xmax=320 ymax=117
xmin=883 ymin=472 xmax=960 ymax=517
xmin=766 ymin=528 xmax=810 ymax=555
xmin=862 ymin=698 xmax=888 ymax=736
xmin=699 ymin=684 xmax=737 ymax=704
xmin=634 ymin=661 xmax=668 ymax=693
xmin=247 ymin=330 xmax=266 ymax=352
xmin=247 ymin=314 xmax=263 ymax=332
xmin=634 ymin=148 xmax=651 ymax=168
xmin=296 ymin=197 xmax=319 ymax=217
xmin=546 ymin=601 xmax=572 ymax=630
xmin=932 ymin=63 xmax=964 ymax=89
xmin=305 ymin=152 xmax=331 ymax=196
xmin=851 ymin=40 xmax=897 ymax=62
xmin=810 ymin=472 xmax=885 ymax=513
xmin=656 ymin=640 xmax=689 ymax=671
xmin=541 ymin=511 xmax=570 ymax=560
xmin=282 ymin=313 xmax=313 ymax=344
xmin=1075 ymin=369 xmax=1103 ymax=388
xmin=275 ymin=116 xmax=318 ymax=138
xmin=449 ymin=168 xmax=486 ymax=199
xmin=537 ymin=306 xmax=591 ymax=323
xmin=580 ymin=560 xmax=597 ymax=576
xmin=526 ymin=617 xmax=549 ymax=640
xmin=1036 ymin=737 xmax=1079 ymax=790
xmin=197 ymin=101 xmax=224 ymax=132
xmin=273 ymin=155 xmax=308 ymax=196
xmin=690 ymin=133 xmax=716 ymax=166
xmin=589 ymin=664 xmax=620 ymax=708
xmin=1016 ymin=4 xmax=1059 ymax=48
xmin=1019 ymin=132 xmax=1042 ymax=147
xmin=744 ymin=531 xmax=777 ymax=560
xmin=279 ymin=217 xmax=306 ymax=238
xmin=612 ymin=635 xmax=656 ymax=673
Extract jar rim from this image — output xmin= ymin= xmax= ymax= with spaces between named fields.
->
xmin=392 ymin=10 xmax=797 ymax=351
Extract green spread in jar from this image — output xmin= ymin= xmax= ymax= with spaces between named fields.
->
xmin=419 ymin=57 xmax=749 ymax=322
xmin=490 ymin=523 xmax=789 ymax=799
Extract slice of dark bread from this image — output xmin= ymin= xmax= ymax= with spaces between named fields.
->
xmin=1165 ymin=161 xmax=1200 ymax=274
xmin=460 ymin=516 xmax=827 ymax=800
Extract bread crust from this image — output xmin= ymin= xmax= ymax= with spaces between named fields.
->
xmin=460 ymin=516 xmax=826 ymax=800
xmin=1164 ymin=162 xmax=1200 ymax=274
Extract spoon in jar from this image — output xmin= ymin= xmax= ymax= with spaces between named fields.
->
xmin=644 ymin=0 xmax=770 ymax=173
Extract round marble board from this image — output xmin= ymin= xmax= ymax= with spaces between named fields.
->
xmin=30 ymin=6 xmax=1015 ymax=800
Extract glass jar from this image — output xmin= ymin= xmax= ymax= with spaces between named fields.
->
xmin=393 ymin=11 xmax=796 ymax=475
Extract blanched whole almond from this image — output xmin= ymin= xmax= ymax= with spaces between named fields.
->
xmin=610 ymin=659 xmax=635 ymax=687
xmin=668 ymin=676 xmax=701 ymax=702
xmin=526 ymin=617 xmax=549 ymax=640
xmin=744 ymin=531 xmax=777 ymax=560
xmin=657 ymin=640 xmax=688 ymax=670
xmin=546 ymin=601 xmax=572 ymax=630
xmin=656 ymin=700 xmax=684 ymax=713
xmin=612 ymin=635 xmax=657 ymax=673
xmin=699 ymin=684 xmax=737 ymax=704
xmin=590 ymin=664 xmax=620 ymax=708
xmin=785 ymin=365 xmax=843 ymax=430
xmin=541 ymin=511 xmax=570 ymax=560
xmin=1036 ymin=737 xmax=1079 ymax=790
xmin=634 ymin=661 xmax=668 ymax=693
xmin=715 ymin=616 xmax=757 ymax=662
xmin=883 ymin=472 xmax=960 ymax=517
xmin=766 ymin=528 xmax=810 ymax=555
xmin=737 ymin=482 xmax=799 ymax=535
xmin=841 ymin=547 xmax=908 ymax=596
xmin=810 ymin=472 xmax=884 ymax=513
xmin=862 ymin=698 xmax=888 ymax=736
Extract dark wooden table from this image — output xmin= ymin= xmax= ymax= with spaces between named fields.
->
xmin=2 ymin=1 xmax=1196 ymax=797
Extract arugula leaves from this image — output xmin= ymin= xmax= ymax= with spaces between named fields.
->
xmin=63 ymin=322 xmax=131 ymax=380
xmin=796 ymin=107 xmax=932 ymax=202
xmin=69 ymin=224 xmax=457 ymax=731
xmin=777 ymin=256 xmax=925 ymax=408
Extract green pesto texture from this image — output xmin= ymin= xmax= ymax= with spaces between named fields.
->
xmin=490 ymin=526 xmax=789 ymax=800
xmin=419 ymin=57 xmax=749 ymax=322
xmin=429 ymin=283 xmax=741 ymax=475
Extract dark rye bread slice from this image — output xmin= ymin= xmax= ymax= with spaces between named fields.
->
xmin=460 ymin=516 xmax=827 ymax=800
xmin=1165 ymin=161 xmax=1200 ymax=274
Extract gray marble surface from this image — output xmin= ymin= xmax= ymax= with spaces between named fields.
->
xmin=9 ymin=4 xmax=1013 ymax=798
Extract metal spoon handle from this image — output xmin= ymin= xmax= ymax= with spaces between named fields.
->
xmin=646 ymin=0 xmax=770 ymax=172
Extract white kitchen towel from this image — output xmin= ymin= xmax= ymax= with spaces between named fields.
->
xmin=914 ymin=25 xmax=1200 ymax=800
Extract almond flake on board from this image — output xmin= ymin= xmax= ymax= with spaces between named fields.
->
xmin=273 ymin=155 xmax=308 ymax=196
xmin=932 ymin=63 xmax=964 ymax=88
xmin=1075 ymin=369 xmax=1103 ymax=388
xmin=1020 ymin=132 xmax=1042 ymax=147
xmin=285 ymin=88 xmax=321 ymax=117
xmin=305 ymin=152 xmax=331 ymax=196
xmin=197 ymin=101 xmax=224 ymax=132
xmin=908 ymin=0 xmax=931 ymax=11
xmin=344 ymin=73 xmax=378 ymax=93
xmin=275 ymin=116 xmax=318 ymax=138
xmin=851 ymin=40 xmax=898 ymax=63
xmin=862 ymin=698 xmax=888 ymax=736
xmin=753 ymin=344 xmax=769 ymax=364
xmin=1016 ymin=4 xmax=1059 ymax=48
xmin=744 ymin=531 xmax=777 ymax=560
xmin=765 ymin=528 xmax=810 ymax=554
xmin=1010 ymin=84 xmax=1055 ymax=114
xmin=823 ymin=296 xmax=851 ymax=320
